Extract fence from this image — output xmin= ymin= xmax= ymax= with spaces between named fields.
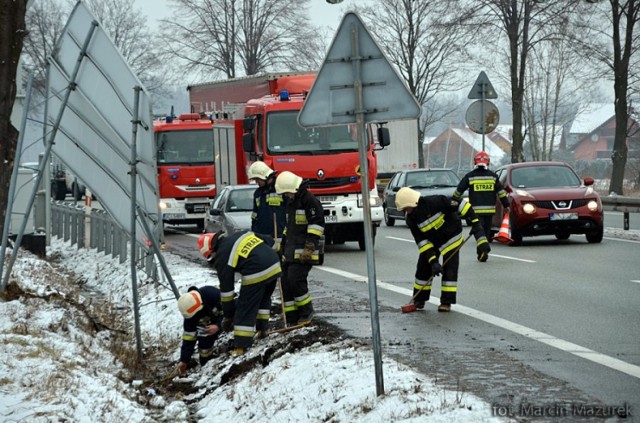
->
xmin=50 ymin=201 xmax=157 ymax=277
xmin=601 ymin=195 xmax=640 ymax=230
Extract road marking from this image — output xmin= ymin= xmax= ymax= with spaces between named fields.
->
xmin=603 ymin=236 xmax=640 ymax=244
xmin=315 ymin=265 xmax=640 ymax=380
xmin=631 ymin=280 xmax=640 ymax=284
xmin=385 ymin=236 xmax=536 ymax=262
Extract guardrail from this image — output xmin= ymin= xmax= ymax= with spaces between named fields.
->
xmin=51 ymin=201 xmax=157 ymax=276
xmin=601 ymin=196 xmax=640 ymax=229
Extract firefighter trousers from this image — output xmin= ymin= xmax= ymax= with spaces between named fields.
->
xmin=477 ymin=214 xmax=494 ymax=241
xmin=281 ymin=262 xmax=313 ymax=324
xmin=233 ymin=277 xmax=277 ymax=349
xmin=413 ymin=248 xmax=460 ymax=306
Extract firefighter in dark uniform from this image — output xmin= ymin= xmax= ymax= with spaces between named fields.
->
xmin=197 ymin=230 xmax=281 ymax=355
xmin=275 ymin=171 xmax=325 ymax=325
xmin=453 ymin=151 xmax=510 ymax=243
xmin=395 ymin=187 xmax=490 ymax=312
xmin=176 ymin=285 xmax=223 ymax=374
xmin=248 ymin=161 xmax=287 ymax=245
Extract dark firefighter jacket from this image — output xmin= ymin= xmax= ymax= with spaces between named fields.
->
xmin=180 ymin=286 xmax=223 ymax=363
xmin=406 ymin=195 xmax=486 ymax=264
xmin=213 ymin=231 xmax=282 ymax=317
xmin=282 ymin=182 xmax=325 ymax=265
xmin=452 ymin=167 xmax=509 ymax=215
xmin=251 ymin=180 xmax=287 ymax=238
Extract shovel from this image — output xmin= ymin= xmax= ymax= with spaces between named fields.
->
xmin=401 ymin=232 xmax=472 ymax=313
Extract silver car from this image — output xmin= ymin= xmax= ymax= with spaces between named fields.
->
xmin=204 ymin=184 xmax=257 ymax=234
xmin=382 ymin=168 xmax=460 ymax=226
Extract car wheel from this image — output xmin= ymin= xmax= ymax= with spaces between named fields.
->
xmin=555 ymin=231 xmax=570 ymax=240
xmin=384 ymin=206 xmax=395 ymax=227
xmin=508 ymin=215 xmax=523 ymax=246
xmin=586 ymin=225 xmax=604 ymax=243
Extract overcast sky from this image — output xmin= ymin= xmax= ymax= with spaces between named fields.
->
xmin=133 ymin=0 xmax=369 ymax=35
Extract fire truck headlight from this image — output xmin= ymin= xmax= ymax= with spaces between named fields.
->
xmin=159 ymin=201 xmax=169 ymax=210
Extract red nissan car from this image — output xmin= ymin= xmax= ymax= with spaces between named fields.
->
xmin=491 ymin=161 xmax=604 ymax=246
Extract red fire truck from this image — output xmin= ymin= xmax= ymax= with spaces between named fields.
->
xmin=153 ymin=113 xmax=216 ymax=229
xmin=188 ymin=73 xmax=386 ymax=249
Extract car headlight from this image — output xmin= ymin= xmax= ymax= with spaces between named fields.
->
xmin=357 ymin=195 xmax=382 ymax=208
xmin=587 ymin=200 xmax=599 ymax=211
xmin=522 ymin=203 xmax=536 ymax=214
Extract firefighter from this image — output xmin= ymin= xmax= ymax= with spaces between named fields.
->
xmin=395 ymin=187 xmax=490 ymax=312
xmin=275 ymin=171 xmax=325 ymax=325
xmin=176 ymin=285 xmax=223 ymax=374
xmin=198 ymin=230 xmax=281 ymax=355
xmin=248 ymin=161 xmax=287 ymax=244
xmin=452 ymin=151 xmax=510 ymax=243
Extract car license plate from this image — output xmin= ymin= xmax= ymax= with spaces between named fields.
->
xmin=324 ymin=215 xmax=338 ymax=223
xmin=549 ymin=212 xmax=578 ymax=221
xmin=163 ymin=213 xmax=185 ymax=220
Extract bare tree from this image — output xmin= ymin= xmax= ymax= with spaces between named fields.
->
xmin=573 ymin=0 xmax=640 ymax=195
xmin=356 ymin=0 xmax=477 ymax=167
xmin=162 ymin=0 xmax=324 ymax=80
xmin=470 ymin=0 xmax=578 ymax=164
xmin=0 ymin=0 xmax=28 ymax=237
xmin=523 ymin=16 xmax=588 ymax=161
xmin=22 ymin=0 xmax=168 ymax=99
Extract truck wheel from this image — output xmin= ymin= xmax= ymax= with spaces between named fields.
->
xmin=357 ymin=225 xmax=376 ymax=251
xmin=72 ymin=183 xmax=83 ymax=201
xmin=52 ymin=180 xmax=66 ymax=201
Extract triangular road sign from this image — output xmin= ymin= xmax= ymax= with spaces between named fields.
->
xmin=468 ymin=71 xmax=498 ymax=99
xmin=298 ymin=12 xmax=420 ymax=127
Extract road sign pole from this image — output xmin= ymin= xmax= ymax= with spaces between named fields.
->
xmin=350 ymin=23 xmax=385 ymax=397
xmin=481 ymin=88 xmax=486 ymax=151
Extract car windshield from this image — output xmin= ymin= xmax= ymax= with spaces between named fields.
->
xmin=156 ymin=129 xmax=214 ymax=164
xmin=510 ymin=165 xmax=581 ymax=188
xmin=267 ymin=111 xmax=358 ymax=154
xmin=226 ymin=189 xmax=255 ymax=212
xmin=405 ymin=170 xmax=458 ymax=188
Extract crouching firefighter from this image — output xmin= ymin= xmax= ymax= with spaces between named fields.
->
xmin=395 ymin=187 xmax=490 ymax=312
xmin=198 ymin=230 xmax=281 ymax=355
xmin=176 ymin=285 xmax=224 ymax=374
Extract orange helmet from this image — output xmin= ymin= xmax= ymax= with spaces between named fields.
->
xmin=198 ymin=232 xmax=225 ymax=261
xmin=474 ymin=151 xmax=490 ymax=168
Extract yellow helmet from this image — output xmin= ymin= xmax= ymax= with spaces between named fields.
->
xmin=178 ymin=291 xmax=203 ymax=319
xmin=395 ymin=187 xmax=420 ymax=211
xmin=248 ymin=161 xmax=274 ymax=180
xmin=275 ymin=171 xmax=302 ymax=194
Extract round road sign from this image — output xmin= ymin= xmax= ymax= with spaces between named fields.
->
xmin=465 ymin=100 xmax=500 ymax=134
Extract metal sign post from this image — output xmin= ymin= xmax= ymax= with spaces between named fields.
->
xmin=299 ymin=12 xmax=421 ymax=396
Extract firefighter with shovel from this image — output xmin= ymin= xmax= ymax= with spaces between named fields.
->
xmin=396 ymin=188 xmax=490 ymax=312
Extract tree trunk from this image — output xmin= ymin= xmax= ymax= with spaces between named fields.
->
xmin=0 ymin=2 xmax=28 ymax=237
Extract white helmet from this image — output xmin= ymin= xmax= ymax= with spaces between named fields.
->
xmin=275 ymin=171 xmax=303 ymax=194
xmin=178 ymin=291 xmax=203 ymax=319
xmin=248 ymin=161 xmax=274 ymax=180
xmin=395 ymin=187 xmax=421 ymax=211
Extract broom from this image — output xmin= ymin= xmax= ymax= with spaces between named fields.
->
xmin=400 ymin=232 xmax=473 ymax=313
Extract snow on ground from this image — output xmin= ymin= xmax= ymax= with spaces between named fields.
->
xmin=21 ymin=229 xmax=640 ymax=421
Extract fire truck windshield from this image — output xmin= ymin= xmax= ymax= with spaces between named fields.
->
xmin=156 ymin=129 xmax=214 ymax=164
xmin=267 ymin=111 xmax=358 ymax=154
